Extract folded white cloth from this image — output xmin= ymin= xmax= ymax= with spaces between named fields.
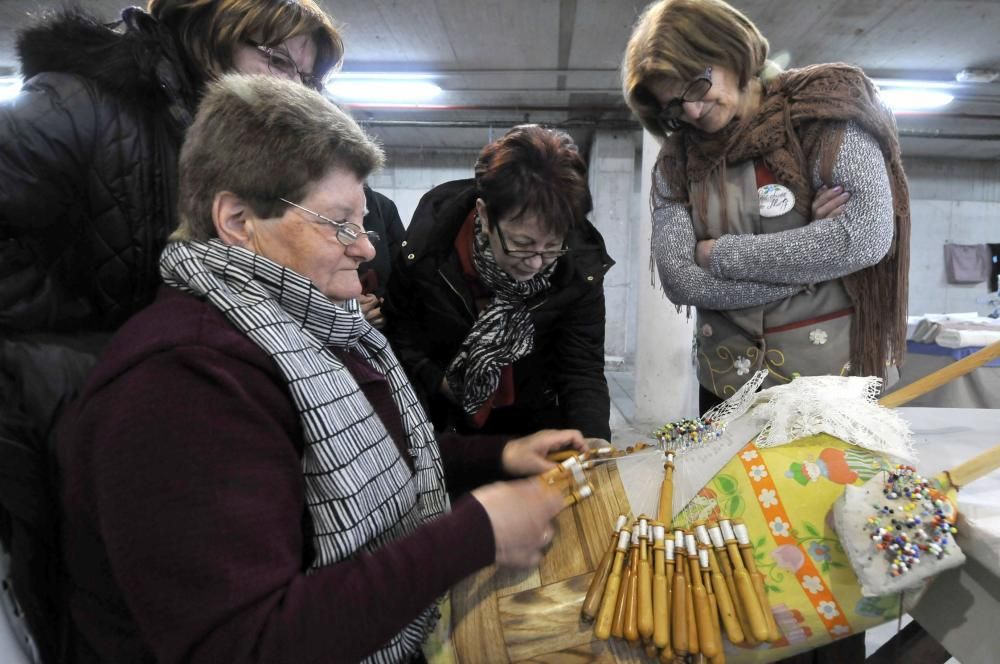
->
xmin=907 ymin=313 xmax=1000 ymax=341
xmin=910 ymin=319 xmax=942 ymax=343
xmin=935 ymin=326 xmax=1000 ymax=349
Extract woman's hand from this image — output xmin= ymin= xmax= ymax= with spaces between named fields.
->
xmin=501 ymin=428 xmax=587 ymax=477
xmin=695 ymin=239 xmax=717 ymax=268
xmin=812 ymin=185 xmax=850 ymax=220
xmin=358 ymin=293 xmax=386 ymax=329
xmin=471 ymin=478 xmax=565 ymax=567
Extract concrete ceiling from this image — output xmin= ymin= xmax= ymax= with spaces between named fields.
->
xmin=2 ymin=0 xmax=999 ymax=158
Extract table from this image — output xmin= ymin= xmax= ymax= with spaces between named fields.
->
xmin=450 ymin=407 xmax=1000 ymax=663
xmin=884 ymin=343 xmax=1000 ymax=409
xmin=905 ymin=407 xmax=1000 ymax=664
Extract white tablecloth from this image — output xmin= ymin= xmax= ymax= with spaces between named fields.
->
xmin=904 ymin=407 xmax=1000 ymax=664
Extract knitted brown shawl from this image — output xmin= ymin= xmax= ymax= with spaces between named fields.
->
xmin=656 ymin=63 xmax=910 ymax=380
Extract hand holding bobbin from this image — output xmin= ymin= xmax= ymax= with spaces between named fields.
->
xmin=472 ymin=479 xmax=564 ymax=568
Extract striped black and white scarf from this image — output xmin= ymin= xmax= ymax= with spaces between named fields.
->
xmin=445 ymin=216 xmax=556 ymax=418
xmin=160 ymin=239 xmax=448 ymax=664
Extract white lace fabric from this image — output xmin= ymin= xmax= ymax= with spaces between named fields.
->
xmin=618 ymin=371 xmax=914 ymax=522
xmin=702 ymin=369 xmax=768 ymax=429
xmin=752 ymin=374 xmax=915 ymax=462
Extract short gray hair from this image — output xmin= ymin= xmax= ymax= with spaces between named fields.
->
xmin=172 ymin=74 xmax=384 ymax=241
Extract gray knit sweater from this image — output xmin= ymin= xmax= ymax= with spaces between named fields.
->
xmin=651 ymin=120 xmax=894 ymax=311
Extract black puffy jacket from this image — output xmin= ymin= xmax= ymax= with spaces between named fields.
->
xmin=383 ymin=179 xmax=614 ymax=440
xmin=0 ymin=8 xmax=197 ymax=334
xmin=0 ymin=10 xmax=197 ymax=662
xmin=358 ymin=186 xmax=406 ymax=298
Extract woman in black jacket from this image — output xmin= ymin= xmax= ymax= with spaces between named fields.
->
xmin=1 ymin=0 xmax=342 ymax=333
xmin=384 ymin=125 xmax=615 ymax=440
xmin=356 ymin=185 xmax=406 ymax=329
xmin=0 ymin=2 xmax=342 ymax=660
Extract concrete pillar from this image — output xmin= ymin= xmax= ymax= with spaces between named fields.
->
xmin=588 ymin=130 xmax=637 ymax=365
xmin=632 ymin=130 xmax=698 ymax=425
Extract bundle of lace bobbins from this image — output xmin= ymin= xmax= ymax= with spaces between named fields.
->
xmin=578 ymin=413 xmax=781 ymax=662
xmin=540 ymin=441 xmax=653 ymax=506
xmin=582 ymin=497 xmax=782 ymax=660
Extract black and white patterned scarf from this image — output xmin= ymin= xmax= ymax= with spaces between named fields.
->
xmin=445 ymin=216 xmax=556 ymax=417
xmin=160 ymin=239 xmax=448 ymax=664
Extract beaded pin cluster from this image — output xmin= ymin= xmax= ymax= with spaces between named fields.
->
xmin=654 ymin=416 xmax=725 ymax=453
xmin=863 ymin=465 xmax=958 ymax=578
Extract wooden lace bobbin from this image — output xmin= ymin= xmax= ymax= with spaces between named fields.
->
xmin=671 ymin=530 xmax=689 ymax=656
xmin=611 ymin=530 xmax=636 ymax=639
xmin=537 ymin=456 xmax=594 ymax=509
xmin=658 ymin=452 xmax=676 ymax=528
xmin=720 ymin=519 xmax=769 ymax=642
xmin=686 ymin=533 xmax=720 ymax=658
xmin=677 ymin=530 xmax=700 ymax=655
xmin=657 ymin=535 xmax=676 ymax=662
xmin=709 ymin=521 xmax=756 ymax=646
xmin=594 ymin=528 xmax=631 ymax=640
xmin=581 ymin=514 xmax=628 ymax=622
xmin=695 ymin=523 xmax=743 ymax=644
xmin=700 ymin=547 xmax=727 ymax=664
xmin=733 ymin=520 xmax=781 ymax=642
xmin=651 ymin=523 xmax=672 ymax=653
xmin=638 ymin=517 xmax=655 ymax=641
xmin=686 ymin=553 xmax=699 ymax=654
xmin=623 ymin=524 xmax=642 ymax=642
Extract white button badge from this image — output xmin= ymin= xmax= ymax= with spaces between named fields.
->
xmin=758 ymin=184 xmax=795 ymax=218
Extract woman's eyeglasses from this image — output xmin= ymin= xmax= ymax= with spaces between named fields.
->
xmin=247 ymin=40 xmax=321 ymax=90
xmin=494 ymin=222 xmax=569 ymax=261
xmin=655 ymin=66 xmax=713 ymax=132
xmin=279 ymin=198 xmax=380 ymax=247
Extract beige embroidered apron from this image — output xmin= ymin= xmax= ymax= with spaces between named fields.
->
xmin=693 ymin=161 xmax=852 ymax=398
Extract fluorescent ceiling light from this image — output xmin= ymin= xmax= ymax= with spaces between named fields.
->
xmin=327 ymin=73 xmax=441 ymax=103
xmin=879 ymin=88 xmax=954 ymax=111
xmin=0 ymin=76 xmax=22 ymax=102
xmin=872 ymin=78 xmax=956 ymax=90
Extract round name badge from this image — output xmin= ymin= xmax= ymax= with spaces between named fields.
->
xmin=758 ymin=183 xmax=795 ymax=218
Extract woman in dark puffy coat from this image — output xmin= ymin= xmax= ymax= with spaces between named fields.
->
xmin=383 ymin=125 xmax=615 ymax=441
xmin=1 ymin=0 xmax=342 ymax=333
xmin=0 ymin=2 xmax=342 ymax=660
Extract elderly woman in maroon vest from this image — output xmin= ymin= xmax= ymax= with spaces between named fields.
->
xmin=57 ymin=75 xmax=585 ymax=664
xmin=623 ymin=0 xmax=910 ymax=416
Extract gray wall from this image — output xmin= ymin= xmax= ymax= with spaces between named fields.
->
xmin=366 ymin=149 xmax=479 ymax=226
xmin=587 ymin=130 xmax=639 ymax=365
xmin=904 ymin=157 xmax=1000 ymax=316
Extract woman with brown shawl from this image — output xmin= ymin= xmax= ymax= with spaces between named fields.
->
xmin=622 ymin=0 xmax=910 ymax=419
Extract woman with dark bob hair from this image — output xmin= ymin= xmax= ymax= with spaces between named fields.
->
xmin=57 ymin=74 xmax=586 ymax=664
xmin=384 ymin=125 xmax=614 ymax=440
xmin=622 ymin=0 xmax=910 ymax=417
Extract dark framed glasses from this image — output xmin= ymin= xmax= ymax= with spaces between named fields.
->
xmin=494 ymin=222 xmax=569 ymax=261
xmin=246 ymin=39 xmax=321 ymax=90
xmin=656 ymin=66 xmax=713 ymax=132
xmin=279 ymin=198 xmax=380 ymax=247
